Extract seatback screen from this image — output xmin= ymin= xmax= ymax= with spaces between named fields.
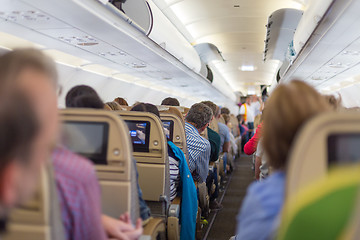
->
xmin=328 ymin=133 xmax=360 ymax=164
xmin=162 ymin=120 xmax=174 ymax=142
xmin=125 ymin=120 xmax=151 ymax=152
xmin=61 ymin=121 xmax=109 ymax=165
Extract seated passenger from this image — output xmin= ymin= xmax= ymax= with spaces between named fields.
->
xmin=161 ymin=97 xmax=180 ymax=106
xmin=114 ymin=97 xmax=129 ymax=106
xmin=105 ymin=101 xmax=122 ymax=111
xmin=1 ymin=50 xmax=141 ymax=239
xmin=235 ymin=80 xmax=331 ymax=240
xmin=65 ymin=85 xmax=151 ymax=222
xmin=53 ymin=147 xmax=142 ymax=240
xmin=0 ymin=49 xmax=59 ymax=229
xmin=131 ymin=103 xmax=180 ymax=201
xmin=201 ymin=101 xmax=222 ymax=210
xmin=185 ymin=103 xmax=212 ymax=183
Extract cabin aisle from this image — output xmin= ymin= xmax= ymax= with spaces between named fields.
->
xmin=206 ymin=155 xmax=254 ymax=240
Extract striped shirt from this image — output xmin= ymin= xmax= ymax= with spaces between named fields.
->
xmin=169 ymin=155 xmax=180 ymax=201
xmin=52 ymin=147 xmax=106 ymax=240
xmin=185 ymin=122 xmax=211 ymax=182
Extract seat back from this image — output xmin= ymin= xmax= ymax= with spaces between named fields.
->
xmin=118 ymin=111 xmax=170 ymax=216
xmin=286 ymin=111 xmax=360 ymax=198
xmin=60 ymin=109 xmax=139 ymax=223
xmin=278 ymin=164 xmax=360 ymax=240
xmin=4 ymin=164 xmax=65 ymax=240
xmin=230 ymin=114 xmax=239 ymax=137
xmin=159 ymin=111 xmax=189 ymax=164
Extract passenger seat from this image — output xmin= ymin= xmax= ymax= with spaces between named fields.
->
xmin=3 ymin=164 xmax=65 ymax=240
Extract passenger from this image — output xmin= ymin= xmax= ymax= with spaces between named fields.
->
xmin=53 ymin=147 xmax=142 ymax=240
xmin=201 ymin=101 xmax=222 ymax=210
xmin=114 ymin=97 xmax=129 ymax=106
xmin=8 ymin=51 xmax=141 ymax=240
xmin=185 ymin=103 xmax=212 ymax=183
xmin=254 ymin=139 xmax=268 ymax=181
xmin=72 ymin=94 xmax=104 ymax=109
xmin=244 ymin=122 xmax=263 ymax=155
xmin=161 ymin=97 xmax=180 ymax=106
xmin=105 ymin=101 xmax=122 ymax=111
xmin=239 ymin=97 xmax=254 ymax=142
xmin=216 ymin=111 xmax=230 ymax=175
xmin=0 ymin=49 xmax=58 ymax=228
xmin=222 ymin=114 xmax=237 ymax=172
xmin=235 ymin=80 xmax=331 ymax=240
xmin=220 ymin=107 xmax=230 ymax=115
xmin=65 ymin=86 xmax=151 ymax=223
xmin=65 ymin=85 xmax=102 ymax=108
xmin=131 ymin=103 xmax=180 ymax=201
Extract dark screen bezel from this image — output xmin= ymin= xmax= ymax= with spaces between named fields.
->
xmin=125 ymin=120 xmax=151 ymax=152
xmin=162 ymin=120 xmax=174 ymax=142
xmin=63 ymin=121 xmax=109 ymax=165
xmin=328 ymin=133 xmax=360 ymax=165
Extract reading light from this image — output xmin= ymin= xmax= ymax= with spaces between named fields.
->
xmin=239 ymin=65 xmax=256 ymax=71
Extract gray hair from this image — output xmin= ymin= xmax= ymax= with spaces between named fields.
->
xmin=186 ymin=103 xmax=213 ymax=129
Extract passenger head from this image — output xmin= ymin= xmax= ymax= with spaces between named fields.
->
xmin=105 ymin=101 xmax=122 ymax=111
xmin=185 ymin=103 xmax=213 ymax=132
xmin=201 ymin=101 xmax=219 ymax=119
xmin=161 ymin=97 xmax=180 ymax=106
xmin=131 ymin=103 xmax=160 ymax=118
xmin=114 ymin=97 xmax=129 ymax=106
xmin=71 ymin=94 xmax=104 ymax=109
xmin=65 ymin=85 xmax=101 ymax=108
xmin=263 ymin=80 xmax=331 ymax=171
xmin=0 ymin=48 xmax=59 ymax=213
xmin=220 ymin=107 xmax=230 ymax=115
xmin=222 ymin=114 xmax=230 ymax=125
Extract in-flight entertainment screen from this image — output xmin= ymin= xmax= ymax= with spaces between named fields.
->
xmin=328 ymin=133 xmax=360 ymax=165
xmin=125 ymin=120 xmax=151 ymax=152
xmin=62 ymin=121 xmax=109 ymax=164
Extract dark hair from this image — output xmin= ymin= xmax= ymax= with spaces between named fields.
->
xmin=161 ymin=97 xmax=180 ymax=106
xmin=185 ymin=103 xmax=213 ymax=129
xmin=72 ymin=95 xmax=104 ymax=109
xmin=65 ymin=85 xmax=103 ymax=108
xmin=220 ymin=107 xmax=230 ymax=115
xmin=131 ymin=103 xmax=160 ymax=118
xmin=201 ymin=101 xmax=218 ymax=116
xmin=114 ymin=97 xmax=129 ymax=106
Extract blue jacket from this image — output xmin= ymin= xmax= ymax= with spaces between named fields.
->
xmin=168 ymin=141 xmax=198 ymax=240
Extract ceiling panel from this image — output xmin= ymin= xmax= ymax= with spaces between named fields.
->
xmin=156 ymin=0 xmax=306 ymax=93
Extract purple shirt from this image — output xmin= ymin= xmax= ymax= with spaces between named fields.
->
xmin=52 ymin=147 xmax=106 ymax=240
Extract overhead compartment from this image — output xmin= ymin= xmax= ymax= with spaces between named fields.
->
xmin=263 ymin=8 xmax=303 ymax=62
xmin=111 ymin=0 xmax=201 ymax=73
xmin=281 ymin=0 xmax=360 ymax=94
xmin=0 ymin=0 xmax=234 ymax=105
xmin=292 ymin=0 xmax=334 ymax=54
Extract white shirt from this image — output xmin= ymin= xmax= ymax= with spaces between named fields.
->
xmin=239 ymin=103 xmax=254 ymax=123
xmin=251 ymin=101 xmax=261 ymax=117
xmin=255 ymin=139 xmax=269 ymax=181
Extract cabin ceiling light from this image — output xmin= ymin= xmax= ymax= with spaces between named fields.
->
xmin=239 ymin=65 xmax=256 ymax=71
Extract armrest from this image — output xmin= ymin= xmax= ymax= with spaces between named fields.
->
xmin=143 ymin=218 xmax=165 ymax=236
xmin=169 ymin=203 xmax=180 ymax=218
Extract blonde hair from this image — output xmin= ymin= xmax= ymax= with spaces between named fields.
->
xmin=262 ymin=80 xmax=331 ymax=170
xmin=104 ymin=101 xmax=122 ymax=111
